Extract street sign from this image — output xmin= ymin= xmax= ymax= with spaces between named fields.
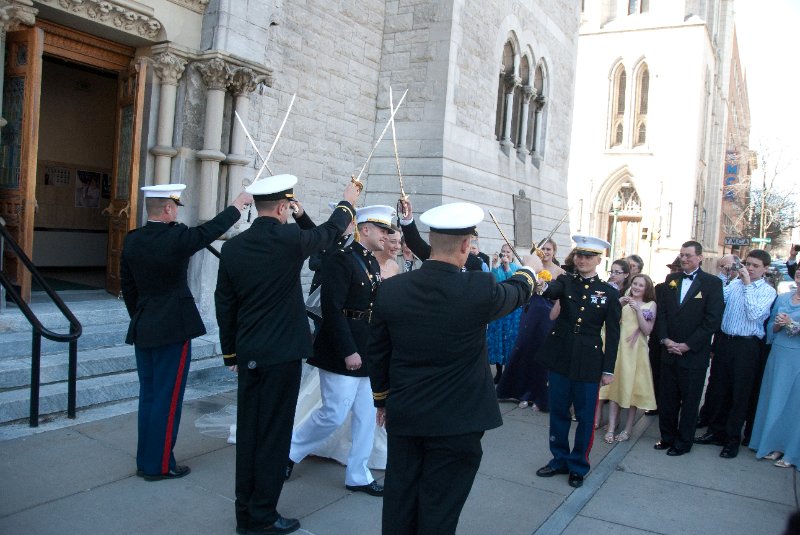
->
xmin=724 ymin=236 xmax=750 ymax=246
xmin=751 ymin=237 xmax=772 ymax=244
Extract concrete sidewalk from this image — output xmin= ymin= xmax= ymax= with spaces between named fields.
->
xmin=1 ymin=392 xmax=797 ymax=534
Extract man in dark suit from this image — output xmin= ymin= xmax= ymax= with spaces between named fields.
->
xmin=215 ymin=175 xmax=358 ymax=535
xmin=366 ymin=202 xmax=537 ymax=535
xmin=646 ymin=256 xmax=683 ymax=416
xmin=121 ymin=183 xmax=251 ymax=481
xmin=534 ymin=235 xmax=621 ymax=488
xmin=787 ymin=245 xmax=797 ymax=278
xmin=289 ymin=205 xmax=396 ymax=497
xmin=654 ymin=240 xmax=724 ymax=456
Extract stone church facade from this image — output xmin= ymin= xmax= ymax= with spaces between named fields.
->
xmin=567 ymin=0 xmax=741 ymax=280
xmin=0 ymin=0 xmax=578 ymax=324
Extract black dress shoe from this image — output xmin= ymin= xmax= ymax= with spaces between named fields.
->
xmin=666 ymin=447 xmax=688 ymax=456
xmin=143 ymin=465 xmax=190 ymax=481
xmin=536 ymin=465 xmax=569 ymax=477
xmin=644 ymin=409 xmax=659 ymax=416
xmin=247 ymin=515 xmax=300 ymax=534
xmin=720 ymin=443 xmax=739 ymax=459
xmin=346 ymin=480 xmax=384 ymax=496
xmin=694 ymin=431 xmax=725 ymax=446
xmin=284 ymin=460 xmax=294 ymax=481
xmin=568 ymin=472 xmax=584 ymax=488
xmin=653 ymin=441 xmax=673 ymax=450
xmin=696 ymin=417 xmax=709 ymax=428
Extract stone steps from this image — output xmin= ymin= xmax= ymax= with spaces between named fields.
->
xmin=0 ymin=294 xmax=227 ymax=425
xmin=0 ymin=344 xmax=229 ymax=424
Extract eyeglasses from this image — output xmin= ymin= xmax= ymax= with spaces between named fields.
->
xmin=610 ymin=270 xmax=626 ymax=275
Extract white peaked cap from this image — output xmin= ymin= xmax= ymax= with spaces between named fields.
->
xmin=246 ymin=174 xmax=298 ymax=200
xmin=356 ymin=205 xmax=396 ymax=233
xmin=419 ymin=202 xmax=484 ymax=236
xmin=141 ymin=184 xmax=186 ymax=205
xmin=571 ymin=234 xmax=611 ymax=256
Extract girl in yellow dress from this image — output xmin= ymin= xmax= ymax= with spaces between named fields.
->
xmin=599 ymin=274 xmax=658 ymax=443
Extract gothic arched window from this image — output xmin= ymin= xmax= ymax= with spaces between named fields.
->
xmin=495 ymin=41 xmax=515 ymax=142
xmin=610 ymin=64 xmax=626 ymax=147
xmin=634 ymin=64 xmax=649 ymax=146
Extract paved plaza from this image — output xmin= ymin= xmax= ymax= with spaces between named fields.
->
xmin=1 ymin=390 xmax=797 ymax=535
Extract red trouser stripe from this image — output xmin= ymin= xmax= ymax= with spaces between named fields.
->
xmin=162 ymin=340 xmax=189 ymax=473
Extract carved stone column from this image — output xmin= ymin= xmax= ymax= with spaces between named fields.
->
xmin=517 ymin=85 xmax=536 ymax=156
xmin=500 ymin=73 xmax=520 ymax=149
xmin=0 ymin=0 xmax=37 ymax=129
xmin=226 ymin=67 xmax=261 ymax=207
xmin=532 ymin=95 xmax=546 ymax=157
xmin=195 ymin=58 xmax=230 ymax=221
xmin=150 ymin=52 xmax=186 ymax=185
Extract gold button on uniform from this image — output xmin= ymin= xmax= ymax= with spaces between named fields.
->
xmin=580 ymin=306 xmax=585 ymax=311
xmin=584 ymin=285 xmax=589 ymax=289
xmin=577 ymin=318 xmax=583 ymax=323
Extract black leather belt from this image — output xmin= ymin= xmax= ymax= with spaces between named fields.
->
xmin=720 ymin=333 xmax=756 ymax=340
xmin=573 ymin=325 xmax=600 ymax=335
xmin=342 ymin=309 xmax=372 ymax=321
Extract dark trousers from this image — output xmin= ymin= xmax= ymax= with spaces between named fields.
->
xmin=383 ymin=432 xmax=483 ymax=535
xmin=547 ymin=371 xmax=600 ymax=476
xmin=235 ymin=360 xmax=302 ymax=529
xmin=135 ymin=340 xmax=191 ymax=475
xmin=743 ymin=340 xmax=770 ymax=442
xmin=648 ymin=338 xmax=662 ymax=406
xmin=658 ymin=360 xmax=706 ymax=451
xmin=706 ymin=336 xmax=760 ymax=442
xmin=698 ymin=333 xmax=723 ymax=423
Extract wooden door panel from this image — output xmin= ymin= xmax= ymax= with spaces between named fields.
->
xmin=104 ymin=59 xmax=146 ymax=296
xmin=0 ymin=28 xmax=43 ymax=302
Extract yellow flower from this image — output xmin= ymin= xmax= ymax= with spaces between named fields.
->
xmin=537 ymin=270 xmax=553 ymax=282
xmin=668 ymin=280 xmax=678 ymax=289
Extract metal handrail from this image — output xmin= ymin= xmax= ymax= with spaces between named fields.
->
xmin=0 ymin=221 xmax=83 ymax=427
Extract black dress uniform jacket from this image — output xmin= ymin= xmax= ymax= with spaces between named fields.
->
xmin=655 ymin=269 xmax=724 ymax=369
xmin=400 ymin=219 xmax=485 ymax=272
xmin=534 ymin=273 xmax=622 ymax=382
xmin=308 ymin=241 xmax=381 ymax=378
xmin=215 ymin=205 xmax=354 ymax=367
xmin=366 ymin=260 xmax=534 ymax=436
xmin=308 ymin=233 xmax=352 ymax=294
xmin=121 ymin=205 xmax=241 ymax=348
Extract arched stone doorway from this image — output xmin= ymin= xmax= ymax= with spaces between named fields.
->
xmin=606 ymin=182 xmax=642 ymax=261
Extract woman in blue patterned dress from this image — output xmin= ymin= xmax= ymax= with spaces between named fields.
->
xmin=487 ymin=243 xmax=522 ymax=383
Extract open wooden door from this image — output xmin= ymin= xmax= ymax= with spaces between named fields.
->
xmin=104 ymin=59 xmax=147 ymax=296
xmin=0 ymin=27 xmax=44 ymax=303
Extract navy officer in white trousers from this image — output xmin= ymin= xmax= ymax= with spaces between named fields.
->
xmin=287 ymin=205 xmax=397 ymax=496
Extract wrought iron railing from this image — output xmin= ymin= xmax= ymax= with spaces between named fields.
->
xmin=0 ymin=220 xmax=83 ymax=427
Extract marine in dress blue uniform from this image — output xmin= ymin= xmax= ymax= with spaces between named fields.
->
xmin=534 ymin=235 xmax=622 ymax=488
xmin=215 ymin=174 xmax=359 ymax=535
xmin=121 ymin=183 xmax=251 ymax=480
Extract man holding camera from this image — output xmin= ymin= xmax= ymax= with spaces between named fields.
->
xmin=695 ymin=249 xmax=776 ymax=458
